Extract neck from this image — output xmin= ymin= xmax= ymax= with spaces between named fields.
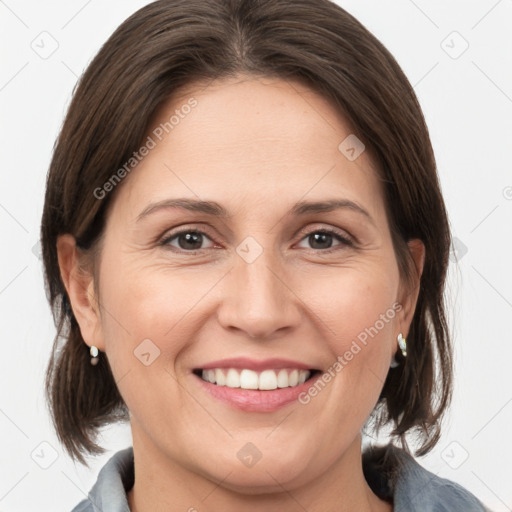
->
xmin=127 ymin=427 xmax=392 ymax=512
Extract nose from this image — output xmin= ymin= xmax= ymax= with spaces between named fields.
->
xmin=216 ymin=249 xmax=302 ymax=340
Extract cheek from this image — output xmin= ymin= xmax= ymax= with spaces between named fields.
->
xmin=336 ymin=281 xmax=399 ymax=355
xmin=299 ymin=262 xmax=400 ymax=401
xmin=95 ymin=262 xmax=201 ymax=431
xmin=99 ymin=251 xmax=207 ymax=341
xmin=300 ymin=260 xmax=399 ymax=344
xmin=96 ymin=255 xmax=229 ymax=403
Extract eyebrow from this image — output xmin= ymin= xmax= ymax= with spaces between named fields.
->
xmin=136 ymin=197 xmax=374 ymax=224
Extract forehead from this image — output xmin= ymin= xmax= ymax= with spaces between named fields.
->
xmin=111 ymin=75 xmax=385 ymax=223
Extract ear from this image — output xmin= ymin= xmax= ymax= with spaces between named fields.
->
xmin=56 ymin=234 xmax=105 ymax=351
xmin=397 ymin=238 xmax=425 ymax=338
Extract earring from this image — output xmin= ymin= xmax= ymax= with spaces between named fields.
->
xmin=390 ymin=333 xmax=407 ymax=368
xmin=397 ymin=333 xmax=407 ymax=357
xmin=90 ymin=345 xmax=99 ymax=366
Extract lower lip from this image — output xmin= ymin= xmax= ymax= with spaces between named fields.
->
xmin=193 ymin=372 xmax=322 ymax=412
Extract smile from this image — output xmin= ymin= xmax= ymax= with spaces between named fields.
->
xmin=191 ymin=357 xmax=323 ymax=411
xmin=197 ymin=368 xmax=318 ymax=390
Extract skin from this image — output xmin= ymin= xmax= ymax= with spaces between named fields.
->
xmin=58 ymin=75 xmax=424 ymax=512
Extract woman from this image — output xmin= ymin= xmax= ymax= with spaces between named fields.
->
xmin=41 ymin=0 xmax=492 ymax=510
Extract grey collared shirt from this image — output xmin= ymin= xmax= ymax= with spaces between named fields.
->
xmin=71 ymin=444 xmax=491 ymax=511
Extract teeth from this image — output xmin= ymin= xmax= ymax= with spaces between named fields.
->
xmin=259 ymin=369 xmax=277 ymax=390
xmin=200 ymin=368 xmax=311 ymax=390
xmin=215 ymin=368 xmax=226 ymax=386
xmin=204 ymin=369 xmax=215 ymax=383
xmin=226 ymin=368 xmax=240 ymax=388
xmin=289 ymin=369 xmax=299 ymax=386
xmin=240 ymin=369 xmax=259 ymax=389
xmin=277 ymin=369 xmax=289 ymax=388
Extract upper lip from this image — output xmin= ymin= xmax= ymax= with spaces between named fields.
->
xmin=195 ymin=357 xmax=318 ymax=372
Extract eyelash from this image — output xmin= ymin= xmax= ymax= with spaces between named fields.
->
xmin=158 ymin=226 xmax=354 ymax=255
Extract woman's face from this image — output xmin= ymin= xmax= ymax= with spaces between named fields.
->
xmin=69 ymin=75 xmax=422 ymax=492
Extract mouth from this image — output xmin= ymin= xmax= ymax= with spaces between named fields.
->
xmin=191 ymin=357 xmax=324 ymax=412
xmin=192 ymin=367 xmax=322 ymax=391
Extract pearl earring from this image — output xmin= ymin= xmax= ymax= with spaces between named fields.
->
xmin=397 ymin=333 xmax=407 ymax=357
xmin=90 ymin=345 xmax=99 ymax=366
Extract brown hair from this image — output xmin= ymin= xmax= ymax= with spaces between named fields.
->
xmin=41 ymin=0 xmax=452 ymax=465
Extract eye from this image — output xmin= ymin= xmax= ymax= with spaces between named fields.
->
xmin=296 ymin=228 xmax=354 ymax=252
xmin=159 ymin=226 xmax=354 ymax=254
xmin=159 ymin=229 xmax=215 ymax=252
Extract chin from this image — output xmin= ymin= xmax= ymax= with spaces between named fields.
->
xmin=192 ymin=440 xmax=318 ymax=493
xmin=208 ymin=461 xmax=309 ymax=495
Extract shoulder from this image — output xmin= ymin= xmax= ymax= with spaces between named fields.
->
xmin=70 ymin=447 xmax=134 ymax=512
xmin=362 ymin=443 xmax=492 ymax=512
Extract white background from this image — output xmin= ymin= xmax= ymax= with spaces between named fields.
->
xmin=1 ymin=0 xmax=511 ymax=510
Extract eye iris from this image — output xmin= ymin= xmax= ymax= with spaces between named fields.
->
xmin=309 ymin=232 xmax=333 ymax=249
xmin=178 ymin=232 xmax=203 ymax=250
